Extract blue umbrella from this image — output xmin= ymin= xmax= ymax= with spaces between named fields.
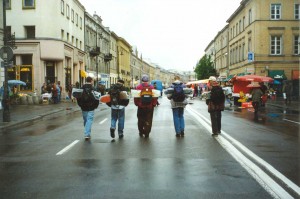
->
xmin=8 ymin=80 xmax=26 ymax=86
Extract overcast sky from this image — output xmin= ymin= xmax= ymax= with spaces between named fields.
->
xmin=84 ymin=0 xmax=242 ymax=71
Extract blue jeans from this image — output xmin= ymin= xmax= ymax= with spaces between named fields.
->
xmin=172 ymin=107 xmax=185 ymax=134
xmin=82 ymin=110 xmax=95 ymax=137
xmin=111 ymin=108 xmax=125 ymax=135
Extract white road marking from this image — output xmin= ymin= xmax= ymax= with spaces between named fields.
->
xmin=56 ymin=140 xmax=79 ymax=156
xmin=283 ymin=118 xmax=300 ymax=125
xmin=187 ymin=107 xmax=298 ymax=199
xmin=99 ymin=118 xmax=108 ymax=124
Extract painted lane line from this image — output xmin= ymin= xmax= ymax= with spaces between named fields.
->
xmin=186 ymin=107 xmax=297 ymax=198
xmin=56 ymin=140 xmax=79 ymax=156
xmin=99 ymin=118 xmax=108 ymax=125
xmin=188 ymin=107 xmax=300 ymax=197
xmin=283 ymin=118 xmax=300 ymax=125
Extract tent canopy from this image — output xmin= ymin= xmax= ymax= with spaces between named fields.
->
xmin=186 ymin=79 xmax=209 ymax=85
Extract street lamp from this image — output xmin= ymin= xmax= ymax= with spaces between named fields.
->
xmin=117 ymin=46 xmax=123 ymax=80
xmin=2 ymin=0 xmax=11 ymax=122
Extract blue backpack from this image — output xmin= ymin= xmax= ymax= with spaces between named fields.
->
xmin=172 ymin=83 xmax=185 ymax=102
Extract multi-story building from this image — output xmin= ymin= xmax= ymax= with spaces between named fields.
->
xmin=5 ymin=0 xmax=86 ymax=97
xmin=116 ymin=36 xmax=131 ymax=88
xmin=206 ymin=0 xmax=300 ymax=96
xmin=85 ymin=12 xmax=111 ymax=89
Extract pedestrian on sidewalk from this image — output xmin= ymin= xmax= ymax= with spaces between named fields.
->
xmin=166 ymin=75 xmax=188 ymax=137
xmin=107 ymin=79 xmax=129 ymax=139
xmin=76 ymin=76 xmax=99 ymax=141
xmin=282 ymin=81 xmax=293 ymax=105
xmin=134 ymin=74 xmax=157 ymax=138
xmin=206 ymin=76 xmax=225 ymax=136
xmin=250 ymin=83 xmax=263 ymax=121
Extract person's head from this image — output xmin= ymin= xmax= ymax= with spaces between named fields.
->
xmin=141 ymin=74 xmax=149 ymax=82
xmin=174 ymin=76 xmax=180 ymax=81
xmin=86 ymin=76 xmax=93 ymax=83
xmin=209 ymin=76 xmax=218 ymax=86
xmin=117 ymin=79 xmax=125 ymax=85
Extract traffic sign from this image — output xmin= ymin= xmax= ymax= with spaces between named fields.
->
xmin=0 ymin=46 xmax=14 ymax=61
xmin=248 ymin=52 xmax=254 ymax=62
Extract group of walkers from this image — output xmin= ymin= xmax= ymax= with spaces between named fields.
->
xmin=74 ymin=74 xmax=295 ymax=140
xmin=75 ymin=74 xmax=193 ymax=141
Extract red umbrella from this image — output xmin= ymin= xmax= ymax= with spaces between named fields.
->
xmin=231 ymin=75 xmax=273 ymax=83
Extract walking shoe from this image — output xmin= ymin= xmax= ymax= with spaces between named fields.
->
xmin=85 ymin=136 xmax=91 ymax=141
xmin=119 ymin=134 xmax=124 ymax=139
xmin=110 ymin=128 xmax=115 ymax=138
xmin=212 ymin=133 xmax=218 ymax=137
xmin=176 ymin=134 xmax=181 ymax=137
xmin=180 ymin=131 xmax=185 ymax=137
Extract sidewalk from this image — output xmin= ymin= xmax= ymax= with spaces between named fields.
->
xmin=0 ymin=100 xmax=81 ymax=131
xmin=0 ymin=97 xmax=299 ymax=131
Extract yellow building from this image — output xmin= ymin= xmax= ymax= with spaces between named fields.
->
xmin=116 ymin=37 xmax=132 ymax=88
xmin=227 ymin=0 xmax=299 ymax=80
xmin=208 ymin=0 xmax=300 ymax=95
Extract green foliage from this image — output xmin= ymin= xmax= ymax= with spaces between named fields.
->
xmin=194 ymin=54 xmax=216 ymax=80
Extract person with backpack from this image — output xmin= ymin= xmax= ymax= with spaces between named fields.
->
xmin=76 ymin=76 xmax=100 ymax=141
xmin=134 ymin=74 xmax=156 ymax=138
xmin=107 ymin=79 xmax=128 ymax=139
xmin=206 ymin=76 xmax=225 ymax=136
xmin=166 ymin=75 xmax=187 ymax=137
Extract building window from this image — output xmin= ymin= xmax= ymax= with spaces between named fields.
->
xmin=271 ymin=4 xmax=281 ymax=20
xmin=61 ymin=0 xmax=64 ymax=15
xmin=61 ymin=29 xmax=64 ymax=40
xmin=295 ymin=4 xmax=300 ymax=19
xmin=67 ymin=33 xmax=69 ymax=43
xmin=22 ymin=0 xmax=35 ymax=9
xmin=248 ymin=9 xmax=252 ymax=24
xmin=5 ymin=0 xmax=11 ymax=9
xmin=243 ymin=16 xmax=245 ymax=30
xmin=242 ymin=43 xmax=245 ymax=60
xmin=25 ymin=26 xmax=35 ymax=39
xmin=80 ymin=17 xmax=82 ymax=29
xmin=270 ymin=36 xmax=282 ymax=55
xmin=248 ymin=38 xmax=252 ymax=52
xmin=76 ymin=13 xmax=78 ymax=26
xmin=66 ymin=4 xmax=70 ymax=19
xmin=294 ymin=35 xmax=300 ymax=55
xmin=71 ymin=9 xmax=74 ymax=22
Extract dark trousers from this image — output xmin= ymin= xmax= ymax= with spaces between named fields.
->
xmin=210 ymin=111 xmax=222 ymax=134
xmin=137 ymin=107 xmax=154 ymax=136
xmin=252 ymin=101 xmax=260 ymax=120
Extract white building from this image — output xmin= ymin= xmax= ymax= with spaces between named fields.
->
xmin=5 ymin=0 xmax=85 ymax=97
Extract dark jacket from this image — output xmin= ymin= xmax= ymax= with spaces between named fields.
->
xmin=77 ymin=84 xmax=99 ymax=111
xmin=207 ymin=85 xmax=225 ymax=112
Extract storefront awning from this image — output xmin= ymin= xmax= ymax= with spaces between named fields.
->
xmin=80 ymin=70 xmax=88 ymax=78
xmin=225 ymin=74 xmax=235 ymax=81
xmin=268 ymin=70 xmax=286 ymax=79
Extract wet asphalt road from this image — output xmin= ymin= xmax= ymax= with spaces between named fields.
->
xmin=0 ymin=96 xmax=299 ymax=199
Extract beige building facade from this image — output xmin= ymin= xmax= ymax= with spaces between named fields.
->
xmin=207 ymin=0 xmax=300 ymax=95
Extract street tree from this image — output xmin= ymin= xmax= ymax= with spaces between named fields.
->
xmin=194 ymin=54 xmax=216 ymax=80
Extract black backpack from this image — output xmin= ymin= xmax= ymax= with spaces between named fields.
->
xmin=172 ymin=83 xmax=185 ymax=102
xmin=110 ymin=84 xmax=122 ymax=106
xmin=81 ymin=87 xmax=95 ymax=103
xmin=210 ymin=86 xmax=225 ymax=104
